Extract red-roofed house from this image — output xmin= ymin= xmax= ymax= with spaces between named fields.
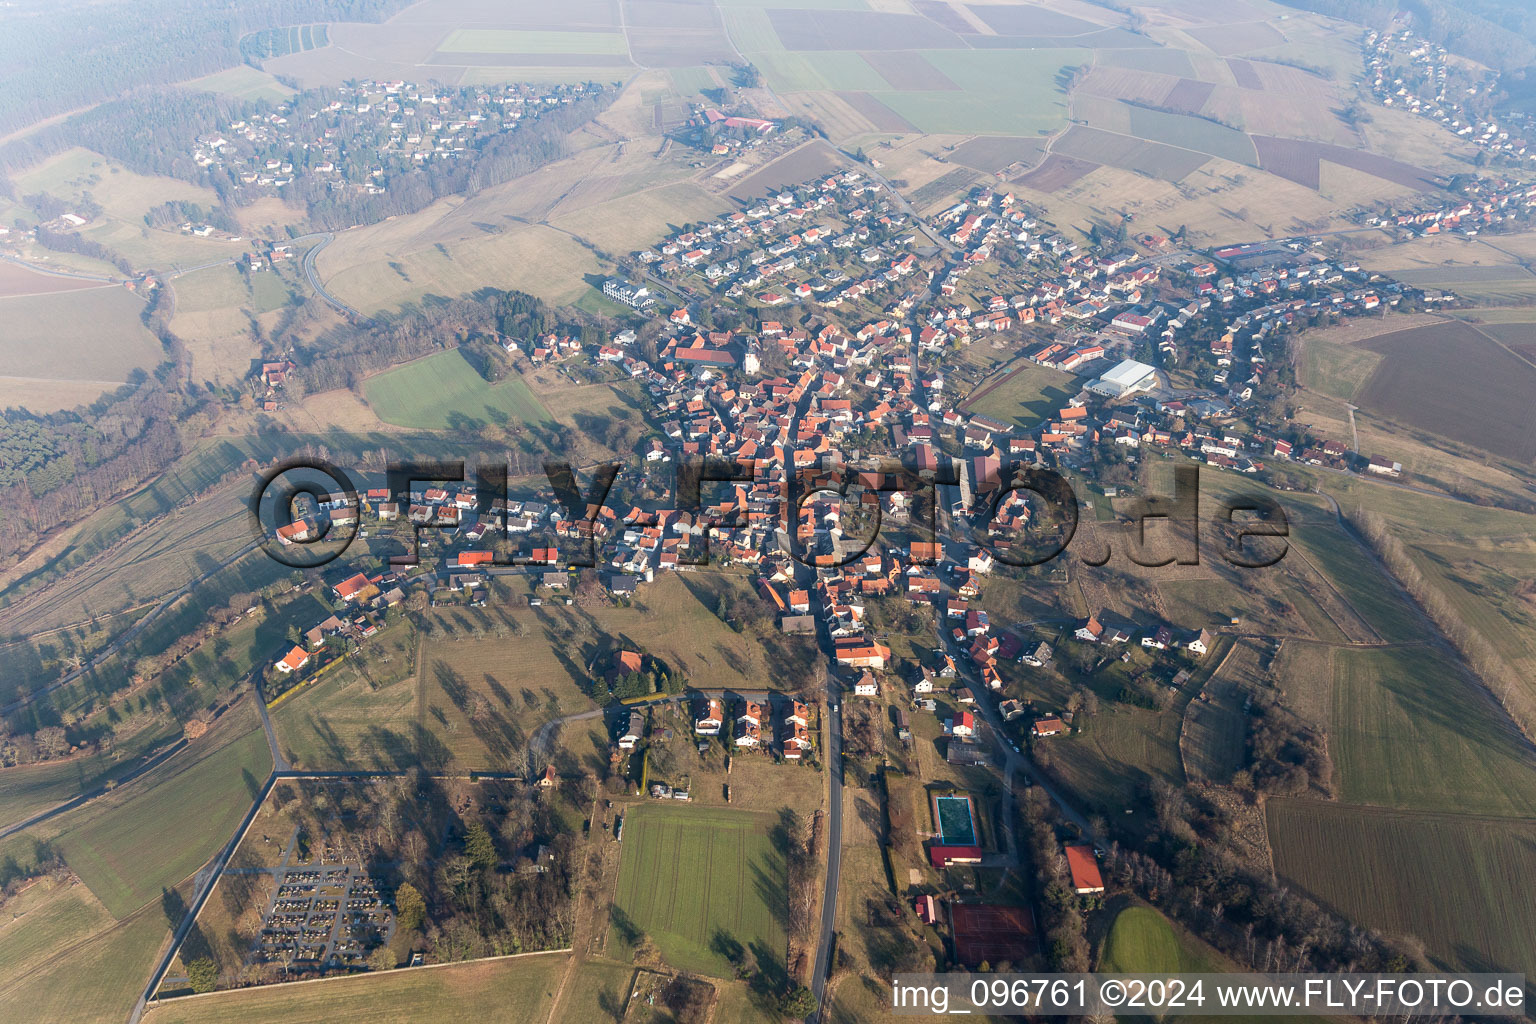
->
xmin=1064 ymin=844 xmax=1104 ymax=894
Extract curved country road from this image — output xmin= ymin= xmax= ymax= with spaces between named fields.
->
xmin=293 ymin=232 xmax=371 ymax=322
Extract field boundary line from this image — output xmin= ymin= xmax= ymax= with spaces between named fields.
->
xmin=146 ymin=946 xmax=574 ymax=1011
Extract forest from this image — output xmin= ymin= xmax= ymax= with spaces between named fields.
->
xmin=0 ymin=0 xmax=410 ymax=135
xmin=1278 ymin=0 xmax=1536 ymax=70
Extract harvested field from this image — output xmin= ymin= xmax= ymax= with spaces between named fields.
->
xmin=1053 ymin=125 xmax=1208 ymax=181
xmin=1161 ymin=78 xmax=1214 ymax=113
xmin=949 ymin=135 xmax=1046 ymax=174
xmin=912 ymin=0 xmax=972 ymax=33
xmin=833 ymin=91 xmax=916 ymax=132
xmin=1225 ymin=57 xmax=1262 ymax=88
xmin=860 ymin=51 xmax=958 ymax=90
xmin=628 ymin=27 xmax=738 ymax=66
xmin=1252 ymin=135 xmax=1439 ymax=192
xmin=1267 ymin=799 xmax=1536 ymax=977
xmin=767 ymin=9 xmax=964 ymax=50
xmin=141 ymin=952 xmax=569 ymax=1024
xmin=1185 ymin=21 xmax=1284 ymax=55
xmin=1013 ymin=153 xmax=1098 ymax=191
xmin=965 ymin=3 xmax=1103 ymax=35
xmin=1353 ymin=321 xmax=1536 ymax=463
xmin=725 ymin=141 xmax=846 ymax=200
xmin=626 ymin=0 xmax=720 ymax=30
xmin=0 ymin=263 xmax=109 ymax=297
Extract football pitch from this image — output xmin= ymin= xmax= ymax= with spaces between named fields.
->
xmin=611 ymin=804 xmax=787 ymax=978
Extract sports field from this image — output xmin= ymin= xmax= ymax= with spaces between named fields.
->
xmin=363 ymin=350 xmax=554 ymax=431
xmin=140 ymin=951 xmax=569 ymax=1024
xmin=965 ymin=361 xmax=1078 ymax=428
xmin=1267 ymin=799 xmax=1536 ymax=977
xmin=611 ymin=804 xmax=787 ymax=978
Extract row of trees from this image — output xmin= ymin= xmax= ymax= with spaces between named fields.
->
xmin=1348 ymin=506 xmax=1536 ymax=740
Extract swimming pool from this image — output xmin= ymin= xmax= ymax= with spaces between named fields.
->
xmin=936 ymin=794 xmax=977 ymax=846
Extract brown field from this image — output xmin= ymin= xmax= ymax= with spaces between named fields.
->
xmin=767 ymin=9 xmax=964 ymax=50
xmin=0 ymin=262 xmax=108 ymax=297
xmin=725 ymin=141 xmax=847 ymax=200
xmin=1267 ymin=799 xmax=1536 ymax=977
xmin=1353 ymin=321 xmax=1536 ymax=462
xmin=1185 ymin=21 xmax=1285 ymax=55
xmin=949 ymin=135 xmax=1046 ymax=174
xmin=832 ymin=92 xmax=917 ymax=133
xmin=1252 ymin=135 xmax=1438 ymax=192
xmin=1225 ymin=57 xmax=1262 ymax=88
xmin=860 ymin=51 xmax=959 ymax=91
xmin=1012 ymin=153 xmax=1099 ymax=191
xmin=1161 ymin=78 xmax=1215 ymax=113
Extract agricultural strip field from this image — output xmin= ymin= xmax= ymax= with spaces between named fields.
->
xmin=610 ymin=803 xmax=786 ymax=978
xmin=832 ymin=92 xmax=916 ymax=132
xmin=140 ymin=951 xmax=570 ymax=1024
xmin=860 ymin=51 xmax=958 ymax=90
xmin=53 ymin=708 xmax=271 ymax=919
xmin=435 ymin=29 xmax=627 ymax=54
xmin=725 ymin=141 xmax=847 ymax=200
xmin=362 ymin=350 xmax=554 ymax=431
xmin=1267 ymin=799 xmax=1536 ymax=977
xmin=1184 ymin=21 xmax=1285 ymax=55
xmin=0 ymin=262 xmax=108 ymax=297
xmin=1329 ymin=645 xmax=1536 ymax=817
xmin=1125 ymin=106 xmax=1257 ymax=165
xmin=766 ymin=9 xmax=964 ymax=50
xmin=1052 ymin=126 xmax=1209 ymax=181
xmin=948 ymin=136 xmax=1046 ymax=174
xmin=0 ymin=895 xmax=172 ymax=1024
xmin=1013 ymin=154 xmax=1099 ymax=192
xmin=1351 ymin=321 xmax=1536 ymax=463
xmin=1252 ymin=135 xmax=1439 ymax=192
